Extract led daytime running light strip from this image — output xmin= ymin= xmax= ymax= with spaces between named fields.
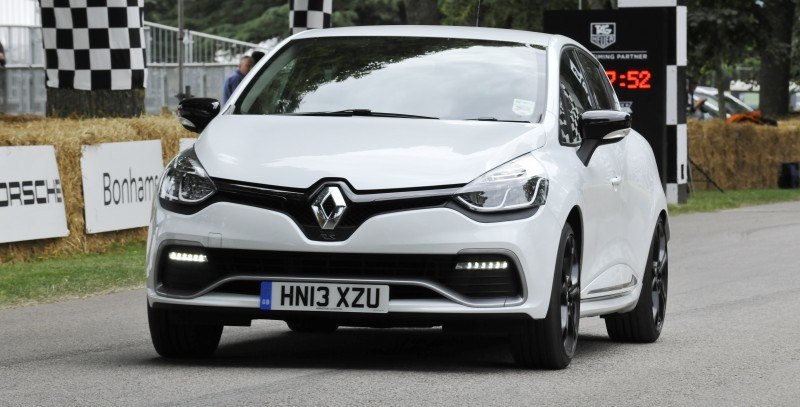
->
xmin=455 ymin=261 xmax=509 ymax=270
xmin=168 ymin=252 xmax=208 ymax=263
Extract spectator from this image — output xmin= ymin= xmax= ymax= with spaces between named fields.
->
xmin=0 ymin=40 xmax=6 ymax=112
xmin=222 ymin=56 xmax=254 ymax=104
xmin=687 ymin=76 xmax=706 ymax=119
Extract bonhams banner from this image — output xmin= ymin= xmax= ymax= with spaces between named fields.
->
xmin=0 ymin=146 xmax=69 ymax=244
xmin=80 ymin=140 xmax=163 ymax=234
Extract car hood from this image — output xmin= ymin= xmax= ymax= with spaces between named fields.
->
xmin=195 ymin=115 xmax=546 ymax=190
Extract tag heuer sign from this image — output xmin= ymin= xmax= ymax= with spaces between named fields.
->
xmin=590 ymin=22 xmax=616 ymax=48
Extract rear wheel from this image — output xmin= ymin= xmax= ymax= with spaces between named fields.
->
xmin=287 ymin=319 xmax=339 ymax=333
xmin=148 ymin=305 xmax=223 ymax=358
xmin=604 ymin=218 xmax=668 ymax=342
xmin=511 ymin=223 xmax=580 ymax=369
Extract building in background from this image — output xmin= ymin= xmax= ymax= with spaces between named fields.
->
xmin=0 ymin=0 xmax=44 ymax=114
xmin=729 ymin=80 xmax=800 ymax=112
xmin=0 ymin=0 xmax=40 ymax=25
xmin=0 ymin=0 xmax=41 ymax=64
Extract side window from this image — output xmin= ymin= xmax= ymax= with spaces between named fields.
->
xmin=577 ymin=52 xmax=618 ymax=110
xmin=559 ymin=49 xmax=592 ymax=146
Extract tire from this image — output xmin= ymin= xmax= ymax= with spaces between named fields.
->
xmin=511 ymin=223 xmax=580 ymax=369
xmin=604 ymin=218 xmax=668 ymax=343
xmin=286 ymin=319 xmax=339 ymax=333
xmin=147 ymin=305 xmax=223 ymax=358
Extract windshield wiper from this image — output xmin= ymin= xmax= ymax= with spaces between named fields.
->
xmin=466 ymin=117 xmax=531 ymax=123
xmin=282 ymin=109 xmax=439 ymax=120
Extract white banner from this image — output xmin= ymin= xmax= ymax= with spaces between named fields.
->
xmin=0 ymin=146 xmax=69 ymax=244
xmin=80 ymin=140 xmax=164 ymax=234
xmin=179 ymin=138 xmax=197 ymax=152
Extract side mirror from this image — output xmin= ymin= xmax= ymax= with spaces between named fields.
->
xmin=177 ymin=98 xmax=220 ymax=133
xmin=576 ymin=110 xmax=631 ymax=166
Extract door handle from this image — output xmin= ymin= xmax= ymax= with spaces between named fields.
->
xmin=610 ymin=176 xmax=623 ymax=186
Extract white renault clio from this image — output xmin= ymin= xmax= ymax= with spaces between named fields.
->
xmin=147 ymin=26 xmax=668 ymax=369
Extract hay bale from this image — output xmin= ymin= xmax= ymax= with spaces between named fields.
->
xmin=688 ymin=119 xmax=800 ymax=190
xmin=0 ymin=115 xmax=193 ymax=262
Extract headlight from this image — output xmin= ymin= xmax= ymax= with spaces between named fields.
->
xmin=160 ymin=148 xmax=216 ymax=204
xmin=455 ymin=154 xmax=548 ymax=212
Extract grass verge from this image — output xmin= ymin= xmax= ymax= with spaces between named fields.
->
xmin=669 ymin=189 xmax=800 ymax=215
xmin=0 ymin=243 xmax=146 ymax=308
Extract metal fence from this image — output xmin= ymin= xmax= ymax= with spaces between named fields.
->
xmin=145 ymin=21 xmax=264 ymax=65
xmin=0 ymin=25 xmax=47 ymax=114
xmin=0 ymin=23 xmax=271 ymax=115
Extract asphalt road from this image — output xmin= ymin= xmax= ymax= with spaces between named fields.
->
xmin=2 ymin=201 xmax=800 ymax=406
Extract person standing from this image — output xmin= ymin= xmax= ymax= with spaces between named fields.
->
xmin=0 ymin=40 xmax=6 ymax=112
xmin=222 ymin=56 xmax=254 ymax=104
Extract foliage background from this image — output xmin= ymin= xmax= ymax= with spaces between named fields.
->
xmin=144 ymin=0 xmax=601 ymax=41
xmin=144 ymin=0 xmax=798 ymax=85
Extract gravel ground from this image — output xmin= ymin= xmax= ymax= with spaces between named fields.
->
xmin=1 ymin=201 xmax=799 ymax=406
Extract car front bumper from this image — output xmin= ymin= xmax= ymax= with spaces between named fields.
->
xmin=146 ymin=199 xmax=563 ymax=320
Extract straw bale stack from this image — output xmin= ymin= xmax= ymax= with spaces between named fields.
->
xmin=688 ymin=119 xmax=800 ymax=190
xmin=0 ymin=114 xmax=193 ymax=262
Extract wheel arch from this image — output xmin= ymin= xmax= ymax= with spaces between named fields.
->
xmin=660 ymin=209 xmax=670 ymax=241
xmin=565 ymin=205 xmax=584 ymax=264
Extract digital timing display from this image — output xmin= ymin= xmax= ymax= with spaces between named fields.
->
xmin=605 ymin=69 xmax=652 ymax=90
xmin=544 ymin=7 xmax=681 ymax=189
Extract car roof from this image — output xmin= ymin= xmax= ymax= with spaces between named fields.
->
xmin=290 ymin=25 xmax=558 ymax=48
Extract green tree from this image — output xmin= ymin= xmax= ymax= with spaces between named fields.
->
xmin=794 ymin=4 xmax=800 ymax=84
xmin=144 ymin=0 xmax=288 ymax=41
xmin=401 ymin=0 xmax=441 ymax=24
xmin=687 ymin=0 xmax=759 ymax=120
xmin=145 ymin=0 xmax=424 ymax=41
xmin=757 ymin=0 xmax=797 ymax=117
xmin=438 ymin=0 xmax=579 ymax=31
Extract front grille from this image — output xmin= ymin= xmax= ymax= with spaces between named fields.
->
xmin=156 ymin=246 xmax=522 ymax=301
xmin=213 ymin=179 xmax=455 ymax=242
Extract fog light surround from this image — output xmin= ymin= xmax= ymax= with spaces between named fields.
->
xmin=455 ymin=260 xmax=509 ymax=270
xmin=168 ymin=252 xmax=208 ymax=263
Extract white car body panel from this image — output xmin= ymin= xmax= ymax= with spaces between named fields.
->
xmin=148 ymin=26 xmax=668 ymax=322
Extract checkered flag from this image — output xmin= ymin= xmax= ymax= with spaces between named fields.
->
xmin=40 ymin=0 xmax=147 ymax=91
xmin=289 ymin=0 xmax=333 ymax=34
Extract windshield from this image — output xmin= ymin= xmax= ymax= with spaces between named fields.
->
xmin=236 ymin=36 xmax=547 ymax=122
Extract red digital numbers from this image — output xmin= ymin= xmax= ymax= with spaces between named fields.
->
xmin=605 ymin=69 xmax=652 ymax=90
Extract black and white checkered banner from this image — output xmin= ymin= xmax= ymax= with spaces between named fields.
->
xmin=40 ymin=0 xmax=147 ymax=91
xmin=289 ymin=0 xmax=332 ymax=34
xmin=620 ymin=0 xmax=688 ymax=203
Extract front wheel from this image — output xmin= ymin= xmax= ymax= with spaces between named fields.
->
xmin=148 ymin=305 xmax=223 ymax=358
xmin=604 ymin=218 xmax=668 ymax=342
xmin=510 ymin=223 xmax=580 ymax=369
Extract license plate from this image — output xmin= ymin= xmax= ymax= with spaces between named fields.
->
xmin=260 ymin=282 xmax=389 ymax=313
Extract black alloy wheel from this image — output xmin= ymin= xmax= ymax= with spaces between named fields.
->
xmin=511 ymin=223 xmax=580 ymax=369
xmin=651 ymin=221 xmax=668 ymax=332
xmin=561 ymin=232 xmax=581 ymax=358
xmin=604 ymin=217 xmax=668 ymax=343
